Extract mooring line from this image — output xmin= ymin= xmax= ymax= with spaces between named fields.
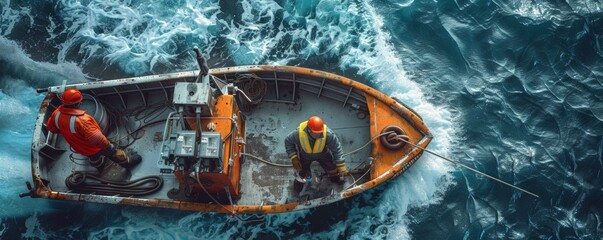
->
xmin=395 ymin=136 xmax=539 ymax=198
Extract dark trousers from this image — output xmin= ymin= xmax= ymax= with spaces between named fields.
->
xmin=298 ymin=157 xmax=337 ymax=179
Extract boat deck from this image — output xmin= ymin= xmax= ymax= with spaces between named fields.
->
xmin=238 ymin=90 xmax=371 ymax=204
xmin=41 ymin=85 xmax=372 ymax=205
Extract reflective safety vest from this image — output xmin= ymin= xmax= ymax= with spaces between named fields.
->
xmin=298 ymin=121 xmax=327 ymax=154
xmin=47 ymin=106 xmax=108 ymax=156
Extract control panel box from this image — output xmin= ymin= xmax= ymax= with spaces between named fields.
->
xmin=199 ymin=132 xmax=222 ymax=159
xmin=172 ymin=82 xmax=215 ymax=116
xmin=174 ymin=130 xmax=197 ymax=157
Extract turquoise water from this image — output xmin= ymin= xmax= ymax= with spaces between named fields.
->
xmin=0 ymin=0 xmax=602 ymax=239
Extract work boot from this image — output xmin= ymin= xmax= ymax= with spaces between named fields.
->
xmin=327 ymin=168 xmax=344 ymax=184
xmin=293 ymin=172 xmax=310 ymax=194
xmin=329 ymin=175 xmax=344 ymax=184
xmin=115 ymin=153 xmax=142 ymax=169
xmin=293 ymin=180 xmax=304 ymax=194
xmin=89 ymin=156 xmax=106 ymax=172
xmin=99 ymin=160 xmax=130 ymax=182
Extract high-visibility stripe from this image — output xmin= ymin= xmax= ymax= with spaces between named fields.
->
xmin=298 ymin=121 xmax=327 ymax=154
xmin=69 ymin=115 xmax=77 ymax=134
xmin=54 ymin=112 xmax=61 ymax=130
xmin=55 ymin=112 xmax=78 ymax=134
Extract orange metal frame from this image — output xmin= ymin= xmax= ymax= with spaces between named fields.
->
xmin=182 ymin=95 xmax=243 ymax=197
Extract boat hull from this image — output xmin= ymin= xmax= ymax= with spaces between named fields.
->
xmin=28 ymin=65 xmax=431 ymax=214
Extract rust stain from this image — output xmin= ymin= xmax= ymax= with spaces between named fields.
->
xmin=245 ymin=134 xmax=272 ymax=160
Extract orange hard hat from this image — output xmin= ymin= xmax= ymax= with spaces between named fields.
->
xmin=307 ymin=116 xmax=324 ymax=134
xmin=61 ymin=88 xmax=83 ymax=105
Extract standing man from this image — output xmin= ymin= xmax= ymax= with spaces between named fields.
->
xmin=47 ymin=88 xmax=141 ymax=171
xmin=284 ymin=116 xmax=348 ymax=190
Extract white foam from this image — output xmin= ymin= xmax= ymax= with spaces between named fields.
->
xmin=0 ymin=37 xmax=88 ymax=86
xmin=0 ymin=0 xmax=33 ymax=35
xmin=22 ymin=214 xmax=48 ymax=239
xmin=0 ymin=78 xmax=46 ymax=135
xmin=0 ymin=92 xmax=29 ymax=118
xmin=0 ymin=39 xmax=69 ymax=219
xmin=390 ymin=0 xmax=415 ymax=8
xmin=0 ymin=129 xmax=59 ymax=219
xmin=1 ymin=0 xmax=458 ymax=237
xmin=216 ymin=0 xmax=456 ymax=237
xmin=223 ymin=0 xmax=286 ymax=65
xmin=55 ymin=0 xmax=222 ymax=74
xmin=339 ymin=1 xmax=455 ymax=238
xmin=356 ymin=0 xmax=454 ymax=174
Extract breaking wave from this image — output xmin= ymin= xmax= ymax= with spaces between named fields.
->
xmin=0 ymin=0 xmax=453 ymax=238
xmin=1 ymin=0 xmax=601 ymax=239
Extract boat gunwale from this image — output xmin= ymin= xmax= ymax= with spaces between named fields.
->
xmin=31 ymin=65 xmax=433 ymax=214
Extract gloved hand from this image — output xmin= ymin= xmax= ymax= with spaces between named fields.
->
xmin=291 ymin=156 xmax=302 ymax=170
xmin=336 ymin=162 xmax=348 ymax=176
xmin=112 ymin=149 xmax=127 ymax=162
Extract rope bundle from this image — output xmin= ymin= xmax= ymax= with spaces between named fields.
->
xmin=65 ymin=172 xmax=163 ymax=196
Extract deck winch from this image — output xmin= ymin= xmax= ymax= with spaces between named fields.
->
xmin=160 ymin=51 xmax=244 ymax=202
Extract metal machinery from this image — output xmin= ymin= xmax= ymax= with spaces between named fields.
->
xmin=160 ymin=49 xmax=245 ymax=203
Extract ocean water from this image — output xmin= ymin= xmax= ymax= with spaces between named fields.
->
xmin=0 ymin=0 xmax=602 ymax=239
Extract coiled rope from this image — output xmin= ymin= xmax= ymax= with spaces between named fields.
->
xmin=65 ymin=172 xmax=163 ymax=196
xmin=236 ymin=74 xmax=266 ymax=104
xmin=233 ymin=74 xmax=266 ymax=111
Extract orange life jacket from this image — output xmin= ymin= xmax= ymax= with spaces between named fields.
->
xmin=46 ymin=106 xmax=109 ymax=156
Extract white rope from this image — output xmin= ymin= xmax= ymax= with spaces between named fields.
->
xmin=341 ymin=131 xmax=394 ymax=157
xmin=392 ymin=135 xmax=539 ymax=198
xmin=241 ymin=129 xmax=538 ymax=198
xmin=241 ymin=131 xmax=395 ymax=168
